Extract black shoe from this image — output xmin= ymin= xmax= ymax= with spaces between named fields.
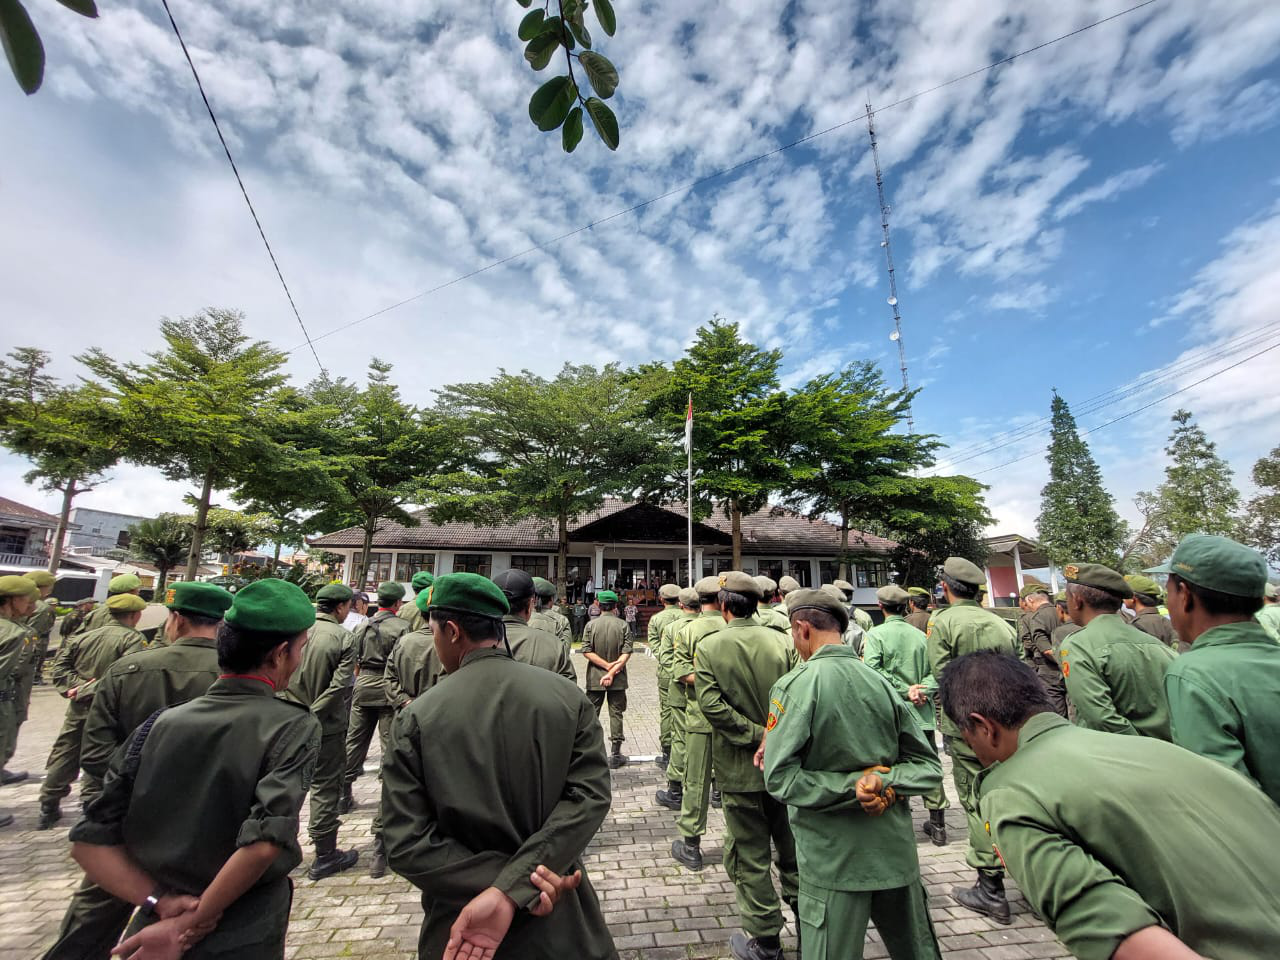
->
xmin=0 ymin=812 xmax=13 ymax=828
xmin=710 ymin=788 xmax=722 ymax=809
xmin=922 ymin=809 xmax=947 ymax=846
xmin=654 ymin=751 xmax=670 ymax=770
xmin=339 ymin=784 xmax=354 ymax=814
xmin=655 ymin=782 xmax=683 ymax=810
xmin=1 ymin=769 xmax=28 ymax=786
xmin=670 ymin=836 xmax=703 ymax=871
xmin=308 ymin=847 xmax=359 ymax=881
xmin=607 ymin=747 xmax=627 ymax=769
xmin=370 ymin=838 xmax=388 ymax=879
xmin=951 ymin=872 xmax=1011 ymax=925
xmin=37 ymin=802 xmax=61 ymax=831
xmin=729 ymin=932 xmax=784 ymax=960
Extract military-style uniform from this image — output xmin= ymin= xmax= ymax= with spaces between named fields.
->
xmin=69 ymin=603 xmax=115 ymax=638
xmin=851 ymin=606 xmax=874 ymax=634
xmin=0 ymin=611 xmax=37 ymax=777
xmin=70 ymin=677 xmax=320 ymax=958
xmin=755 ymin=603 xmax=791 ymax=637
xmin=905 ymin=608 xmax=930 ymax=633
xmin=926 ymin=598 xmax=1017 ymax=874
xmin=382 ymin=648 xmax=617 ymax=959
xmin=657 ymin=610 xmax=696 ymax=785
xmin=977 ymin=712 xmax=1280 ymax=960
xmin=530 ymin=608 xmax=572 ymax=650
xmin=343 ymin=608 xmax=410 ymax=789
xmin=671 ymin=610 xmax=724 ymax=840
xmin=1059 ymin=613 xmax=1176 ymax=739
xmin=1130 ymin=610 xmax=1177 ymax=650
xmin=22 ymin=593 xmax=55 ymax=689
xmin=1256 ymin=602 xmax=1280 ymax=641
xmin=1164 ymin=620 xmax=1280 ymax=805
xmin=503 ymin=615 xmax=576 ymax=682
xmin=862 ymin=616 xmax=948 ymax=812
xmin=1019 ymin=602 xmax=1067 ymax=717
xmin=695 ymin=617 xmax=798 ymax=941
xmin=646 ymin=600 xmax=685 ymax=757
xmin=765 ymin=644 xmax=943 ymax=960
xmin=580 ymin=610 xmax=632 ymax=746
xmin=385 ymin=630 xmax=445 ymax=708
xmin=401 ymin=603 xmax=427 ymax=633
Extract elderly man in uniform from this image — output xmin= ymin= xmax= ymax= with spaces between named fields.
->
xmin=1017 ymin=582 xmax=1067 ymax=718
xmin=646 ymin=583 xmax=684 ymax=770
xmin=493 ymin=570 xmax=576 ymax=681
xmin=70 ymin=574 xmax=142 ymax=638
xmin=926 ymin=556 xmax=1018 ymax=923
xmin=941 ymin=650 xmax=1280 ymax=960
xmin=1256 ymin=582 xmax=1280 ymax=640
xmin=381 ymin=573 xmax=617 ymax=960
xmin=656 ymin=587 xmax=700 ymax=811
xmin=905 ymin=588 xmax=931 ymax=632
xmin=1 ymin=570 xmax=54 ymax=784
xmin=402 ymin=572 xmax=434 ymax=633
xmin=1123 ymin=575 xmax=1178 ymax=650
xmin=0 ymin=575 xmax=39 ymax=827
xmin=530 ymin=576 xmax=573 ymax=651
xmin=1158 ymin=535 xmax=1280 ymax=806
xmin=697 ymin=572 xmax=798 ymax=960
xmin=580 ymin=589 xmax=632 ymax=768
xmin=862 ymin=584 xmax=949 ymax=847
xmin=1059 ymin=563 xmax=1176 ymax=740
xmin=45 ymin=581 xmax=233 ymax=960
xmin=765 ymin=588 xmax=943 ymax=960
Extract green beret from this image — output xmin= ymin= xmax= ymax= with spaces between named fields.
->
xmin=0 ymin=575 xmax=40 ymax=600
xmin=694 ymin=575 xmax=721 ymax=598
xmin=942 ymin=557 xmax=984 ymax=586
xmin=316 ymin=583 xmax=354 ymax=603
xmin=1124 ymin=575 xmax=1162 ymax=601
xmin=833 ymin=578 xmax=854 ymax=595
xmin=678 ymin=587 xmax=700 ymax=607
xmin=785 ymin=588 xmax=850 ymax=633
xmin=23 ymin=570 xmax=56 ymax=588
xmin=1150 ymin=534 xmax=1268 ymax=599
xmin=492 ymin=569 xmax=535 ymax=601
xmin=1063 ymin=562 xmax=1132 ymax=598
xmin=877 ymin=584 xmax=910 ymax=605
xmin=376 ymin=581 xmax=406 ymax=604
xmin=907 ymin=586 xmax=931 ymax=597
xmin=425 ymin=572 xmax=510 ymax=620
xmin=777 ymin=575 xmax=801 ymax=594
xmin=108 ymin=573 xmax=142 ymax=594
xmin=596 ymin=589 xmax=619 ymax=603
xmin=1266 ymin=582 xmax=1277 ymax=600
xmin=720 ymin=571 xmax=762 ymax=599
xmin=411 ymin=571 xmax=436 ymax=592
xmin=753 ymin=575 xmax=778 ymax=595
xmin=224 ymin=579 xmax=316 ymax=635
xmin=1019 ymin=582 xmax=1050 ymax=599
xmin=107 ymin=593 xmax=147 ymax=613
xmin=532 ymin=576 xmax=557 ymax=599
xmin=658 ymin=583 xmax=682 ymax=601
xmin=165 ymin=581 xmax=233 ymax=619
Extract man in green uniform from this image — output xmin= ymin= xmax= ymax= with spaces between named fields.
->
xmin=385 ymin=592 xmax=445 ymax=708
xmin=775 ymin=575 xmax=801 ymax=615
xmin=580 ymin=589 xmax=631 ymax=768
xmin=1059 ymin=563 xmax=1176 ymax=740
xmin=765 ymin=588 xmax=943 ymax=960
xmin=0 ymin=575 xmax=39 ymax=827
xmin=47 ymin=581 xmax=232 ymax=960
xmin=1257 ymin=581 xmax=1280 ymax=640
xmin=1158 ymin=535 xmax=1280 ymax=805
xmin=656 ymin=587 xmax=699 ymax=811
xmin=282 ymin=582 xmax=360 ymax=881
xmin=530 ymin=576 xmax=573 ymax=651
xmin=381 ymin=573 xmax=617 ymax=960
xmin=401 ymin=571 xmax=433 ymax=633
xmin=1017 ymin=583 xmax=1067 ymax=717
xmin=753 ymin=576 xmax=791 ymax=637
xmin=67 ymin=579 xmax=321 ymax=960
xmin=905 ymin=588 xmax=930 ymax=632
xmin=925 ymin=556 xmax=1018 ymax=923
xmin=646 ymin=583 xmax=684 ymax=769
xmin=1 ymin=570 xmax=53 ymax=784
xmin=70 ymin=574 xmax=142 ymax=638
xmin=1123 ymin=575 xmax=1178 ymax=650
xmin=669 ymin=576 xmax=727 ymax=869
xmin=696 ymin=572 xmax=798 ymax=960
xmin=833 ymin=578 xmax=874 ymax=635
xmin=493 ymin=570 xmax=576 ymax=681
xmin=342 ymin=580 xmax=409 ymax=874
xmin=822 ymin=584 xmax=865 ymax=654
xmin=940 ymin=650 xmax=1280 ymax=960
xmin=39 ymin=593 xmax=150 ymax=829
xmin=862 ymin=584 xmax=949 ymax=846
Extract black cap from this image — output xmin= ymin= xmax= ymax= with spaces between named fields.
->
xmin=492 ymin=569 xmax=535 ymax=602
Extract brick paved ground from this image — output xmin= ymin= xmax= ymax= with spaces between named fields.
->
xmin=1 ymin=646 xmax=1071 ymax=960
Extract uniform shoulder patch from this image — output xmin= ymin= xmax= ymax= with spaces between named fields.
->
xmin=765 ymin=697 xmax=786 ymax=731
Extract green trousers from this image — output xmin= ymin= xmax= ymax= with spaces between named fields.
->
xmin=945 ymin=735 xmax=1000 ymax=873
xmin=666 ymin=681 xmax=688 ymax=784
xmin=657 ymin=672 xmax=672 ymax=750
xmin=796 ymin=880 xmax=940 ymax=960
xmin=721 ymin=790 xmax=799 ymax=938
xmin=4 ymin=654 xmax=39 ymax=765
xmin=587 ymin=688 xmax=627 ymax=745
xmin=921 ymin=729 xmax=949 ymax=812
xmin=309 ymin=731 xmax=347 ymax=844
xmin=676 ymin=729 xmax=712 ymax=839
xmin=0 ymin=697 xmax=16 ymax=774
xmin=43 ymin=876 xmax=133 ymax=960
xmin=344 ymin=701 xmax=393 ymax=785
xmin=41 ymin=699 xmax=91 ymax=804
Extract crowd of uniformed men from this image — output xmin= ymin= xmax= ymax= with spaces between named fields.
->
xmin=0 ymin=528 xmax=1278 ymax=960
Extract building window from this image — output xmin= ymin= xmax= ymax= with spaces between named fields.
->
xmin=453 ymin=554 xmax=493 ymax=577
xmin=819 ymin=561 xmax=840 ymax=585
xmin=0 ymin=528 xmax=26 ymax=554
xmin=784 ymin=561 xmax=812 ymax=587
xmin=116 ymin=530 xmax=132 ymax=548
xmin=510 ymin=555 xmax=550 ymax=578
xmin=857 ymin=562 xmax=887 ymax=589
xmin=355 ymin=552 xmax=393 ymax=586
xmin=395 ymin=553 xmax=436 ymax=581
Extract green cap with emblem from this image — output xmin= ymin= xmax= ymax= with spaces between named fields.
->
xmin=533 ymin=576 xmax=557 ymax=599
xmin=316 ymin=582 xmax=354 ymax=603
xmin=224 ymin=579 xmax=316 ymax=634
xmin=424 ymin=572 xmax=510 ymax=619
xmin=658 ymin=582 xmax=681 ymax=601
xmin=1063 ymin=562 xmax=1133 ymax=598
xmin=876 ymin=584 xmax=910 ymax=605
xmin=1150 ymin=534 xmax=1268 ymax=599
xmin=165 ymin=581 xmax=233 ymax=619
xmin=1124 ymin=574 xmax=1163 ymax=601
xmin=694 ymin=575 xmax=722 ymax=598
xmin=0 ymin=575 xmax=40 ymax=599
xmin=595 ymin=589 xmax=619 ymax=603
xmin=777 ymin=575 xmax=801 ymax=594
xmin=107 ymin=593 xmax=148 ymax=613
xmin=410 ymin=571 xmax=435 ymax=593
xmin=907 ymin=586 xmax=931 ymax=597
xmin=719 ymin=571 xmax=762 ymax=599
xmin=108 ymin=573 xmax=142 ymax=594
xmin=376 ymin=581 xmax=406 ymax=604
xmin=1019 ymin=582 xmax=1050 ymax=599
xmin=785 ymin=588 xmax=849 ymax=633
xmin=23 ymin=570 xmax=55 ymax=588
xmin=942 ymin=557 xmax=985 ymax=587
xmin=678 ymin=586 xmax=700 ymax=607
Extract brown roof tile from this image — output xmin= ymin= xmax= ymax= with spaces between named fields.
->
xmin=0 ymin=496 xmax=61 ymax=527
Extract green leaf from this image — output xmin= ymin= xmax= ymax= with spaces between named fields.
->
xmin=578 ymin=51 xmax=617 ymax=99
xmin=0 ymin=0 xmax=44 ymax=95
xmin=584 ymin=96 xmax=619 ymax=150
xmin=562 ymin=0 xmax=584 ymax=22
xmin=524 ymin=32 xmax=558 ymax=71
xmin=562 ymin=105 xmax=584 ymax=152
xmin=515 ymin=0 xmax=533 ymax=7
xmin=528 ymin=74 xmax=575 ymax=132
xmin=517 ymin=8 xmax=544 ymax=40
xmin=567 ymin=17 xmax=591 ymax=49
xmin=593 ymin=0 xmax=616 ymax=36
xmin=52 ymin=0 xmax=97 ymax=17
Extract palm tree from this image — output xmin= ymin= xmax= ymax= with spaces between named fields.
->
xmin=128 ymin=515 xmax=192 ymax=595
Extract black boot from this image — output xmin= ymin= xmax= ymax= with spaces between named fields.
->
xmin=654 ymin=748 xmax=670 ymax=770
xmin=307 ymin=833 xmax=360 ymax=881
xmin=670 ymin=835 xmax=703 ymax=870
xmin=37 ymin=801 xmax=61 ymax=830
xmin=729 ymin=932 xmax=783 ymax=960
xmin=655 ymin=780 xmax=683 ymax=810
xmin=607 ymin=742 xmax=627 ymax=769
xmin=369 ymin=836 xmax=388 ymax=878
xmin=1 ymin=769 xmax=28 ymax=785
xmin=952 ymin=871 xmax=1011 ymax=924
xmin=710 ymin=787 xmax=722 ymax=809
xmin=922 ymin=809 xmax=947 ymax=846
xmin=339 ymin=782 xmax=354 ymax=814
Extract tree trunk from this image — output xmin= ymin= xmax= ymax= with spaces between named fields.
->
xmin=838 ymin=510 xmax=850 ymax=581
xmin=271 ymin=540 xmax=282 ymax=575
xmin=47 ymin=478 xmax=77 ymax=574
xmin=557 ymin=511 xmax=569 ymax=599
xmin=730 ymin=500 xmax=742 ymax=570
xmin=156 ymin=565 xmax=170 ymax=597
xmin=355 ymin=519 xmax=376 ymax=588
xmin=185 ymin=469 xmax=215 ymax=581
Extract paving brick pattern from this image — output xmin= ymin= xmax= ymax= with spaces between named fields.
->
xmin=1 ymin=648 xmax=1072 ymax=960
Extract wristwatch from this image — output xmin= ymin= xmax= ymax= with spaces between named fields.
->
xmin=138 ymin=888 xmax=164 ymax=918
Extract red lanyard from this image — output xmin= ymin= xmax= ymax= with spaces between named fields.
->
xmin=219 ymin=673 xmax=277 ymax=690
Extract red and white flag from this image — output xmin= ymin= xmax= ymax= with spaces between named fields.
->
xmin=684 ymin=395 xmax=693 ymax=454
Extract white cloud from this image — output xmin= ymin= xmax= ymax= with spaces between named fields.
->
xmin=1054 ymin=162 xmax=1164 ymax=220
xmin=988 ymin=282 xmax=1053 ymax=312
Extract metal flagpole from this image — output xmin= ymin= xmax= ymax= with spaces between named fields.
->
xmin=686 ymin=394 xmax=694 ymax=586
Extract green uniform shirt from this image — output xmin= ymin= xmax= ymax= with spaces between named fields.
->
xmin=530 ymin=609 xmax=572 ymax=650
xmin=1051 ymin=621 xmax=1081 ymax=657
xmin=382 ymin=648 xmax=617 ymax=960
xmin=1130 ymin=610 xmax=1177 ymax=649
xmin=81 ymin=635 xmax=221 ymax=785
xmin=1019 ymin=604 xmax=1061 ymax=676
xmin=0 ymin=615 xmax=35 ymax=690
xmin=694 ymin=618 xmax=794 ymax=792
xmin=1060 ymin=613 xmax=1176 ymax=739
xmin=1252 ymin=603 xmax=1280 ymax=641
xmin=764 ymin=644 xmax=942 ymax=891
xmin=580 ymin=612 xmax=632 ymax=691
xmin=977 ymin=712 xmax=1280 ymax=960
xmin=402 ymin=605 xmax=427 ymax=634
xmin=646 ymin=604 xmax=684 ymax=679
xmin=52 ymin=622 xmax=148 ymax=702
xmin=671 ymin=611 xmax=725 ymax=733
xmin=351 ymin=610 xmax=410 ymax=707
xmin=1164 ymin=620 xmax=1280 ymax=805
xmin=26 ymin=597 xmax=55 ymax=640
xmin=905 ymin=609 xmax=929 ymax=633
xmin=851 ymin=606 xmax=874 ymax=633
xmin=385 ymin=630 xmax=445 ymax=708
xmin=282 ymin=613 xmax=355 ymax=735
xmin=926 ymin=599 xmax=1017 ymax=737
xmin=656 ymin=611 xmax=695 ymax=677
xmin=754 ymin=603 xmax=791 ymax=637
xmin=862 ymin=615 xmax=935 ymax=731
xmin=71 ymin=602 xmax=116 ymax=637
xmin=502 ymin=615 xmax=577 ymax=682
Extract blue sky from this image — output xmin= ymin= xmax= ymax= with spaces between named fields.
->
xmin=2 ymin=0 xmax=1279 ymax=543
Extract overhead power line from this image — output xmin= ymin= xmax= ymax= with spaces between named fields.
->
xmin=159 ymin=0 xmax=325 ymax=373
xmin=291 ymin=0 xmax=1161 ymax=350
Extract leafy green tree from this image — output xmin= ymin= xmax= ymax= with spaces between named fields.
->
xmin=199 ymin=508 xmax=275 ymax=561
xmin=0 ymin=347 xmax=121 ymax=572
xmin=79 ymin=308 xmax=292 ymax=580
xmin=126 ymin=514 xmax=192 ymax=595
xmin=0 ymin=0 xmax=97 ymax=95
xmin=1243 ymin=445 xmax=1280 ymax=563
xmin=1036 ymin=391 xmax=1127 ymax=567
xmin=881 ymin=477 xmax=993 ymax=588
xmin=433 ymin=363 xmax=663 ymax=591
